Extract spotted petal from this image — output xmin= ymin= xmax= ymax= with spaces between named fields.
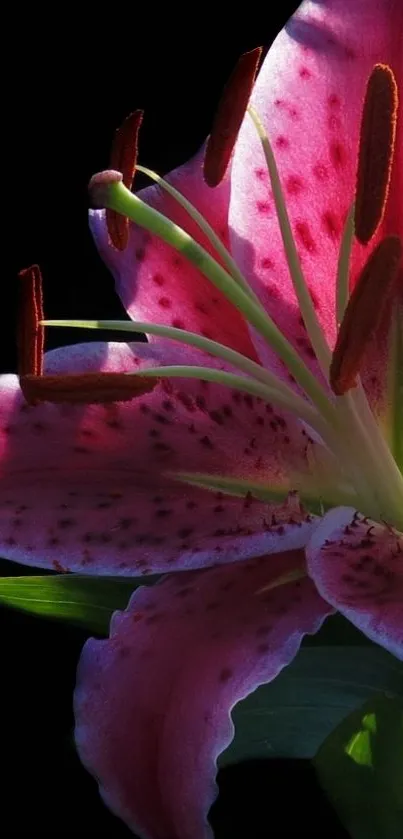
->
xmin=74 ymin=549 xmax=332 ymax=839
xmin=0 ymin=340 xmax=317 ymax=575
xmin=90 ymin=146 xmax=256 ymax=359
xmin=230 ymin=0 xmax=403 ymax=410
xmin=306 ymin=506 xmax=403 ymax=660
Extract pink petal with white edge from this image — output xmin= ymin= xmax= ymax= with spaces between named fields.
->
xmin=74 ymin=549 xmax=332 ymax=839
xmin=0 ymin=340 xmax=317 ymax=575
xmin=306 ymin=506 xmax=403 ymax=660
xmin=230 ymin=0 xmax=402 ymax=407
xmin=90 ymin=145 xmax=257 ymax=360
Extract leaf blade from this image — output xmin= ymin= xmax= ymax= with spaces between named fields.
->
xmin=0 ymin=574 xmax=159 ymax=634
xmin=314 ymin=693 xmax=403 ymax=839
xmin=220 ymin=646 xmax=403 ymax=766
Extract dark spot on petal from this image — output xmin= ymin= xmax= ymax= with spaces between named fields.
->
xmin=177 ymin=527 xmax=193 ymax=539
xmin=296 ymin=221 xmax=317 ymax=253
xmin=328 ymin=93 xmax=341 ymax=109
xmin=219 ymin=667 xmax=233 ymax=683
xmin=199 ymin=435 xmax=214 ymax=449
xmin=330 ymin=140 xmax=346 ymax=169
xmin=196 ymin=395 xmax=207 ymax=410
xmin=32 ymin=421 xmax=47 ymax=433
xmin=194 ymin=301 xmax=209 ymax=315
xmin=286 ymin=175 xmax=304 ymax=195
xmin=256 ymin=200 xmax=271 ymax=214
xmin=313 ymin=163 xmax=328 ymax=181
xmin=275 ymin=135 xmax=289 ymax=150
xmin=153 ymin=442 xmax=173 ymax=452
xmin=322 ymin=211 xmax=340 ymax=239
xmin=57 ymin=518 xmax=75 ymax=529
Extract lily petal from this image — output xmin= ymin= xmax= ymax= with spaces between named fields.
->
xmin=74 ymin=549 xmax=332 ymax=839
xmin=90 ymin=146 xmax=256 ymax=359
xmin=230 ymin=0 xmax=402 ymax=398
xmin=0 ymin=341 xmax=316 ymax=574
xmin=306 ymin=506 xmax=403 ymax=660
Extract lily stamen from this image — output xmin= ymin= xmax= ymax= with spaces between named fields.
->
xmin=203 ymin=46 xmax=262 ymax=187
xmin=330 ymin=235 xmax=402 ymax=395
xmin=89 ymin=173 xmax=335 ymax=422
xmin=247 ymin=104 xmax=332 ymax=377
xmin=20 ymin=372 xmax=156 ymax=405
xmin=17 ymin=265 xmax=44 ymax=377
xmin=41 ymin=317 xmax=321 ymax=426
xmin=106 ymin=109 xmax=143 ymax=251
xmin=17 ymin=265 xmax=155 ymax=406
xmin=355 ymin=64 xmax=398 ymax=244
xmin=135 ymin=163 xmax=260 ymax=302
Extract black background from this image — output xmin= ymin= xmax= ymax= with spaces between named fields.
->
xmin=3 ymin=4 xmax=348 ymax=836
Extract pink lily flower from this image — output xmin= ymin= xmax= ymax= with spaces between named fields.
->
xmin=1 ymin=1 xmax=402 ymax=837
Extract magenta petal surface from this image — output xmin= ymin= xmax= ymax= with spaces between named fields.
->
xmin=90 ymin=146 xmax=257 ymax=359
xmin=74 ymin=549 xmax=332 ymax=839
xmin=306 ymin=506 xmax=403 ymax=659
xmin=230 ymin=0 xmax=403 ymax=401
xmin=0 ymin=340 xmax=316 ymax=574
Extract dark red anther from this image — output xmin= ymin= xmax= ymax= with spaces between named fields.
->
xmin=20 ymin=372 xmax=157 ymax=406
xmin=204 ymin=47 xmax=263 ymax=187
xmin=17 ymin=265 xmax=44 ymax=377
xmin=106 ymin=109 xmax=143 ymax=251
xmin=330 ymin=235 xmax=402 ymax=395
xmin=355 ymin=64 xmax=398 ymax=244
xmin=17 ymin=264 xmax=158 ymax=407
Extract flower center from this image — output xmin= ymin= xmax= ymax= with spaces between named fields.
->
xmin=38 ymin=59 xmax=403 ymax=530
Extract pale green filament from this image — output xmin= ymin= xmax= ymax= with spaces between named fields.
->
xmin=136 ymin=164 xmax=260 ymax=303
xmin=345 ymin=386 xmax=403 ymax=528
xmin=79 ymin=110 xmax=403 ymax=531
xmin=43 ymin=318 xmax=321 ymax=428
xmin=336 ymin=203 xmax=355 ymax=325
xmin=168 ymin=472 xmax=358 ymax=512
xmin=387 ymin=309 xmax=403 ymax=471
xmin=255 ymin=567 xmax=307 ymax=596
xmin=329 ymin=192 xmax=403 ymax=523
xmin=247 ymin=106 xmax=332 ymax=376
xmin=131 ymin=364 xmax=324 ymax=424
xmin=101 ymin=180 xmax=336 ymax=423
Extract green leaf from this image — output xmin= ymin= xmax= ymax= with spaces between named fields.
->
xmin=219 ymin=646 xmax=403 ymax=766
xmin=303 ymin=613 xmax=371 ymax=646
xmin=315 ymin=693 xmax=403 ymax=839
xmin=0 ymin=574 xmax=159 ymax=634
